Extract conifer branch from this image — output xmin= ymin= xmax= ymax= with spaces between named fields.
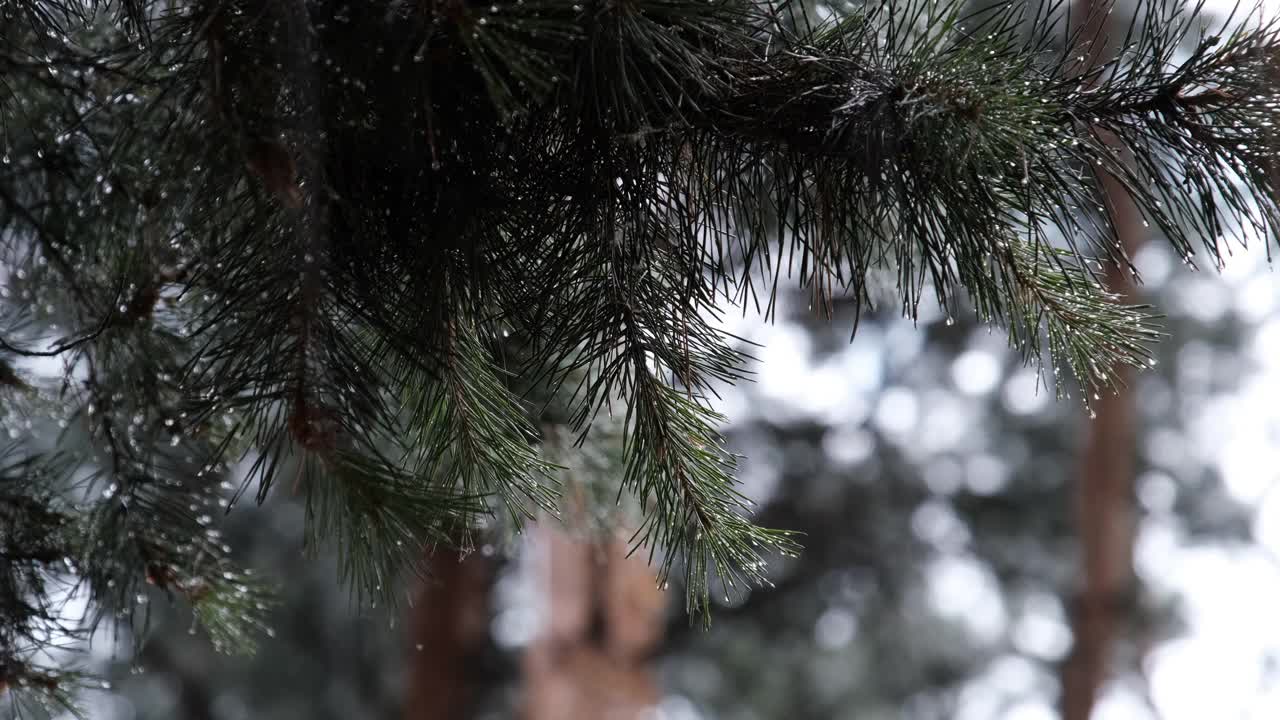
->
xmin=4 ymin=0 xmax=1280 ymax=683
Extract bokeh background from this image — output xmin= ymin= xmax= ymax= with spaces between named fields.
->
xmin=72 ymin=164 xmax=1280 ymax=720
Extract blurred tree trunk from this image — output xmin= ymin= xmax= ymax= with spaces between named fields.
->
xmin=1061 ymin=228 xmax=1140 ymax=720
xmin=522 ymin=517 xmax=667 ymax=720
xmin=138 ymin=640 xmax=215 ymax=720
xmin=405 ymin=548 xmax=494 ymax=720
xmin=1060 ymin=5 xmax=1144 ymax=718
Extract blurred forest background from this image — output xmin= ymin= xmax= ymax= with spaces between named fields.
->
xmin=80 ymin=160 xmax=1280 ymax=719
xmin=75 ymin=222 xmax=1280 ymax=720
xmin=12 ymin=1 xmax=1280 ymax=719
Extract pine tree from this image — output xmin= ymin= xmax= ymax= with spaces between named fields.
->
xmin=3 ymin=0 xmax=1280 ymax=712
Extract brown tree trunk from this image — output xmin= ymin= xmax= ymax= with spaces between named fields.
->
xmin=1060 ymin=241 xmax=1140 ymax=720
xmin=404 ymin=548 xmax=494 ymax=720
xmin=1059 ymin=5 xmax=1144 ymax=715
xmin=522 ymin=519 xmax=667 ymax=720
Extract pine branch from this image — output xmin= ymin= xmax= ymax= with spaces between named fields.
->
xmin=0 ymin=660 xmax=85 ymax=720
xmin=624 ymin=379 xmax=799 ymax=618
xmin=994 ymin=238 xmax=1161 ymax=401
xmin=401 ymin=320 xmax=559 ymax=535
xmin=5 ymin=0 xmax=1280 ymax=660
xmin=302 ymin=452 xmax=484 ymax=605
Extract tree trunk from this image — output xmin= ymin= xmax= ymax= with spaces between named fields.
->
xmin=1060 ymin=5 xmax=1144 ymax=715
xmin=522 ymin=520 xmax=667 ymax=720
xmin=405 ymin=548 xmax=494 ymax=720
xmin=1060 ymin=242 xmax=1139 ymax=720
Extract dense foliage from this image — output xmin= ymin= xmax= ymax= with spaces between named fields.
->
xmin=3 ymin=0 xmax=1280 ymax=712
